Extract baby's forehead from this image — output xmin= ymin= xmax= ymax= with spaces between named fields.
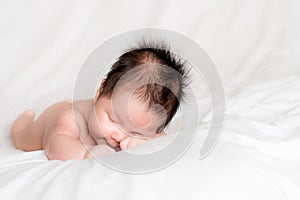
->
xmin=110 ymin=91 xmax=149 ymax=122
xmin=109 ymin=91 xmax=163 ymax=132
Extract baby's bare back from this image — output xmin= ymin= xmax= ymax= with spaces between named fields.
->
xmin=12 ymin=99 xmax=116 ymax=160
xmin=38 ymin=100 xmax=74 ymax=148
xmin=11 ymin=100 xmax=74 ymax=152
xmin=32 ymin=99 xmax=92 ymax=159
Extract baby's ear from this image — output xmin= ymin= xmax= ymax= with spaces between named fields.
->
xmin=93 ymin=79 xmax=106 ymax=103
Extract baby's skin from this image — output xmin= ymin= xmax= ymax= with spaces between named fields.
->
xmin=11 ymin=90 xmax=165 ymax=160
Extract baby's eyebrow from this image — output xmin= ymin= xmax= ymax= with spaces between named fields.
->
xmin=111 ymin=111 xmax=121 ymax=124
xmin=112 ymin=111 xmax=143 ymax=136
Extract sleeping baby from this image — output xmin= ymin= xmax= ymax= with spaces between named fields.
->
xmin=10 ymin=42 xmax=188 ymax=160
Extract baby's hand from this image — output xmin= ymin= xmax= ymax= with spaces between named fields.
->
xmin=84 ymin=144 xmax=116 ymax=159
xmin=119 ymin=132 xmax=166 ymax=150
xmin=119 ymin=137 xmax=147 ymax=150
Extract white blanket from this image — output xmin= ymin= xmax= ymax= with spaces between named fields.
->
xmin=0 ymin=0 xmax=300 ymax=199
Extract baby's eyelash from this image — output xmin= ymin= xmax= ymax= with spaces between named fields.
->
xmin=129 ymin=132 xmax=144 ymax=137
xmin=128 ymin=132 xmax=150 ymax=139
xmin=107 ymin=113 xmax=116 ymax=123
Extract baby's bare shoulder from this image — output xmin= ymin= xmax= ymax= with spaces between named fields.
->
xmin=51 ymin=106 xmax=83 ymax=139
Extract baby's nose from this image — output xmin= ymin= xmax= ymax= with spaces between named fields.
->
xmin=111 ymin=130 xmax=128 ymax=143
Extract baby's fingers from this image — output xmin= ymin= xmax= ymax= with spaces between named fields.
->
xmin=127 ymin=138 xmax=146 ymax=149
xmin=120 ymin=137 xmax=147 ymax=150
xmin=120 ymin=137 xmax=131 ymax=150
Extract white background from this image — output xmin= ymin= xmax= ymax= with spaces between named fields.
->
xmin=0 ymin=0 xmax=300 ymax=199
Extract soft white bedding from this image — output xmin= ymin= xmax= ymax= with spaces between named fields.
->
xmin=1 ymin=0 xmax=300 ymax=199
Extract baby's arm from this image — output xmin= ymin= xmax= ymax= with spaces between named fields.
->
xmin=84 ymin=144 xmax=116 ymax=159
xmin=44 ymin=109 xmax=88 ymax=160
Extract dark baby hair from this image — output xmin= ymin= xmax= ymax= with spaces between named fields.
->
xmin=97 ymin=40 xmax=189 ymax=132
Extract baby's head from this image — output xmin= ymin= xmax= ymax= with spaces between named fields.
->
xmin=90 ymin=41 xmax=188 ymax=148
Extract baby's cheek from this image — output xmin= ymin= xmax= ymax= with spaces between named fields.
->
xmin=98 ymin=124 xmax=109 ymax=138
xmin=89 ymin=121 xmax=103 ymax=138
xmin=90 ymin=116 xmax=112 ymax=139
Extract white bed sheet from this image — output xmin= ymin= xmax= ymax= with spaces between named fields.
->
xmin=0 ymin=0 xmax=300 ymax=199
